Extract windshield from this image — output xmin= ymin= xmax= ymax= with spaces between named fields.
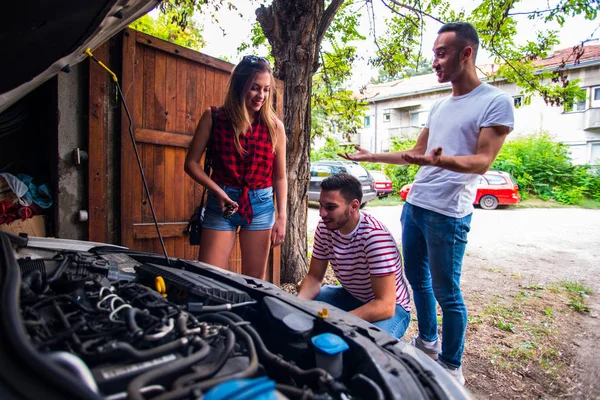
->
xmin=345 ymin=164 xmax=369 ymax=178
xmin=369 ymin=171 xmax=387 ymax=181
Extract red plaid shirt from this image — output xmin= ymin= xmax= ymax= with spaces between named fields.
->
xmin=209 ymin=106 xmax=274 ymax=223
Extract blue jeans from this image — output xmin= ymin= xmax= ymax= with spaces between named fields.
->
xmin=400 ymin=202 xmax=472 ymax=368
xmin=314 ymin=285 xmax=410 ymax=339
xmin=203 ymin=185 xmax=275 ymax=231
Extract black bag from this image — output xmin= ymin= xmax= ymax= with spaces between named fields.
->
xmin=184 ymin=108 xmax=218 ymax=245
xmin=186 ymin=205 xmax=204 ymax=245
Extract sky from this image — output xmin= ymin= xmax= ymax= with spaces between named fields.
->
xmin=194 ymin=0 xmax=599 ymax=89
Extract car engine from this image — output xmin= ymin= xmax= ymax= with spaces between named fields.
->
xmin=12 ymin=245 xmax=417 ymax=400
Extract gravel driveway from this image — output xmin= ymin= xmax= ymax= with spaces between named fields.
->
xmin=308 ymin=204 xmax=600 ymax=291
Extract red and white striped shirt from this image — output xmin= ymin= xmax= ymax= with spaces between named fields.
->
xmin=312 ymin=212 xmax=411 ymax=311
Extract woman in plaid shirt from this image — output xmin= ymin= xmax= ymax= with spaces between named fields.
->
xmin=185 ymin=56 xmax=287 ymax=279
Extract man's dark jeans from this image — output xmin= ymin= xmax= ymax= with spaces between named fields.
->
xmin=401 ymin=202 xmax=472 ymax=368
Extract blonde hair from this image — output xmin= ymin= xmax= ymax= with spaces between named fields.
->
xmin=221 ymin=58 xmax=278 ymax=155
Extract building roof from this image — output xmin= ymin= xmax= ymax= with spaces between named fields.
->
xmin=360 ymin=44 xmax=600 ymax=103
xmin=536 ymin=44 xmax=600 ymax=69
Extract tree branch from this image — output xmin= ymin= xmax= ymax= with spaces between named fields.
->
xmin=508 ymin=8 xmax=558 ymax=16
xmin=317 ymin=0 xmax=345 ymax=46
xmin=381 ymin=0 xmax=421 ymax=29
xmin=386 ymin=0 xmax=445 ymax=24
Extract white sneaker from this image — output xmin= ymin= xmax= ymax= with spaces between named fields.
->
xmin=436 ymin=358 xmax=465 ymax=385
xmin=409 ymin=335 xmax=441 ymax=361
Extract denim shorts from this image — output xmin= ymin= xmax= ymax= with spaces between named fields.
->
xmin=203 ymin=185 xmax=275 ymax=231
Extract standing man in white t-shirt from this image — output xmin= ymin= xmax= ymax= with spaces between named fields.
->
xmin=297 ymin=173 xmax=411 ymax=339
xmin=341 ymin=22 xmax=514 ymax=384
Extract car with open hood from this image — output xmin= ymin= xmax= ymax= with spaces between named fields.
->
xmin=0 ymin=3 xmax=470 ymax=399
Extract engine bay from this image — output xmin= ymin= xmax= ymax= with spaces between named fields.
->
xmin=7 ymin=241 xmax=431 ymax=400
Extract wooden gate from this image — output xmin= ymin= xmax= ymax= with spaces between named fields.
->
xmin=89 ymin=29 xmax=282 ymax=284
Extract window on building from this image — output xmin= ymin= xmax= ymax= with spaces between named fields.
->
xmin=591 ymin=143 xmax=600 ymax=165
xmin=592 ymin=86 xmax=600 ymax=108
xmin=513 ymin=95 xmax=523 ymax=108
xmin=383 ymin=111 xmax=391 ymax=122
xmin=364 ymin=115 xmax=371 ymax=128
xmin=567 ymin=144 xmax=587 ymax=165
xmin=564 ymin=88 xmax=588 ymax=112
xmin=410 ymin=111 xmax=428 ymax=127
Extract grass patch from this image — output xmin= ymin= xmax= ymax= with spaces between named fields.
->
xmin=578 ymin=198 xmax=600 ymax=209
xmin=515 ymin=198 xmax=573 ymax=209
xmin=397 ymin=276 xmax=597 ymax=398
xmin=568 ymin=296 xmax=590 ymax=313
xmin=557 ymin=281 xmax=593 ymax=295
xmin=468 ymin=314 xmax=484 ymax=325
xmin=549 ymin=281 xmax=593 ymax=313
xmin=365 ymin=195 xmax=404 ymax=207
xmin=521 ymin=282 xmax=545 ymax=291
xmin=467 ymin=279 xmax=593 ymax=393
xmin=514 ymin=196 xmax=600 ymax=209
xmin=483 ymin=266 xmax=503 ymax=273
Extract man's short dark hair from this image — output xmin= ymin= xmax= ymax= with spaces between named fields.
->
xmin=320 ymin=173 xmax=363 ymax=204
xmin=438 ymin=22 xmax=479 ymax=59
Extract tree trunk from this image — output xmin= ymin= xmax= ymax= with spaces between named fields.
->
xmin=256 ymin=0 xmax=344 ymax=284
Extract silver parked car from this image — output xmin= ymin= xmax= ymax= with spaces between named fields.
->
xmin=309 ymin=161 xmax=378 ymax=208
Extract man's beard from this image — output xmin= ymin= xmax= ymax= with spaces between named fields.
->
xmin=325 ymin=209 xmax=351 ymax=231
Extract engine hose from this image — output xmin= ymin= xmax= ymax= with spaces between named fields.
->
xmin=96 ymin=337 xmax=188 ymax=361
xmin=275 ymin=384 xmax=332 ymax=400
xmin=53 ymin=301 xmax=81 ymax=348
xmin=172 ymin=328 xmax=236 ymax=388
xmin=220 ymin=311 xmax=335 ymax=387
xmin=151 ymin=314 xmax=259 ymax=400
xmin=125 ymin=308 xmax=144 ymax=338
xmin=47 ymin=255 xmax=72 ymax=283
xmin=104 ymin=385 xmax=166 ymax=400
xmin=18 ymin=258 xmax=47 ymax=286
xmin=37 ymin=320 xmax=87 ymax=347
xmin=21 ymin=270 xmax=43 ymax=299
xmin=350 ymin=374 xmax=384 ymax=400
xmin=193 ymin=300 xmax=258 ymax=312
xmin=30 ymin=294 xmax=96 ymax=313
xmin=127 ymin=337 xmax=210 ymax=400
xmin=47 ymin=352 xmax=99 ymax=394
xmin=179 ymin=314 xmax=259 ymax=391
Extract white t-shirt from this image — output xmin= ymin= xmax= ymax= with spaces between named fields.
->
xmin=312 ymin=212 xmax=411 ymax=311
xmin=407 ymin=82 xmax=514 ymax=218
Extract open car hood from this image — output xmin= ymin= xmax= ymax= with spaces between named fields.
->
xmin=0 ymin=0 xmax=159 ymax=114
xmin=0 ymin=232 xmax=470 ymax=400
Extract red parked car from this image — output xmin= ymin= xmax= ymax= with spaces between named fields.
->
xmin=369 ymin=170 xmax=394 ymax=198
xmin=399 ymin=170 xmax=520 ymax=210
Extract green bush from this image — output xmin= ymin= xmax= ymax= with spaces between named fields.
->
xmin=383 ymin=138 xmax=419 ymax=192
xmin=492 ymin=132 xmax=599 ymax=204
xmin=311 ymin=137 xmax=344 ymax=161
xmin=552 ymin=186 xmax=585 ymax=205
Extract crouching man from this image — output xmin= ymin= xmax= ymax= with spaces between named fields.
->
xmin=297 ymin=173 xmax=411 ymax=338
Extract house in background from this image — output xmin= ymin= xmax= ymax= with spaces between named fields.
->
xmin=357 ymin=45 xmax=600 ymax=165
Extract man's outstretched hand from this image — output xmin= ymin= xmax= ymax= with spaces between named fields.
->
xmin=338 ymin=145 xmax=372 ymax=162
xmin=402 ymin=147 xmax=443 ymax=166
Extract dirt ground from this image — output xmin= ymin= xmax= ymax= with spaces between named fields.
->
xmin=299 ymin=205 xmax=600 ymax=399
